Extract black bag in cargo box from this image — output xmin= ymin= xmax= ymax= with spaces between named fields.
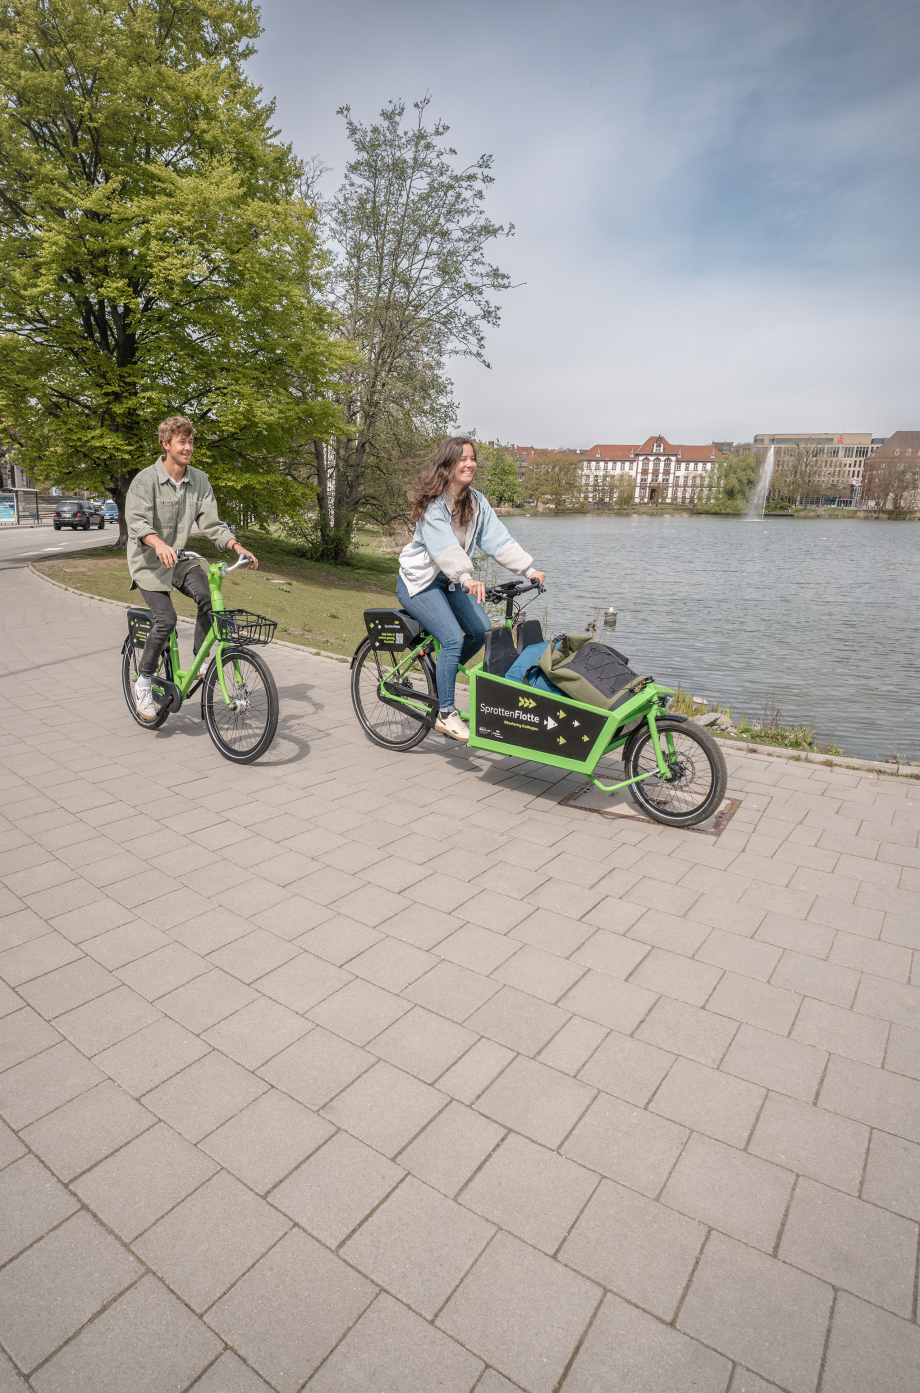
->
xmin=537 ymin=635 xmax=649 ymax=710
xmin=364 ymin=609 xmax=422 ymax=654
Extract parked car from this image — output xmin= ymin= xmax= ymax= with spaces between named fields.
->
xmin=53 ymin=498 xmax=105 ymax=530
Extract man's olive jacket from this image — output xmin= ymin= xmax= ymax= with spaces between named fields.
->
xmin=125 ymin=458 xmax=235 ymax=591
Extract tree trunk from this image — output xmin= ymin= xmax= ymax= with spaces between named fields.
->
xmin=109 ymin=471 xmax=135 ymax=550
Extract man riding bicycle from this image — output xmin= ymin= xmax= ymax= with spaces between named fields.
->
xmin=125 ymin=415 xmax=258 ymax=722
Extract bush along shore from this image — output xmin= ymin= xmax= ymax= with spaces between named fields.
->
xmin=669 ymin=686 xmax=844 ymax=756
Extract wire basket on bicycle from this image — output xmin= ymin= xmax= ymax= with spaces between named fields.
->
xmin=213 ymin=610 xmax=277 ymax=646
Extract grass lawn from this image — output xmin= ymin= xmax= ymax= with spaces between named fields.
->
xmin=34 ymin=530 xmax=400 ymax=659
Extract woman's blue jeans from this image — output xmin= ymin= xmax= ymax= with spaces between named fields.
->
xmin=396 ymin=573 xmax=492 ymax=712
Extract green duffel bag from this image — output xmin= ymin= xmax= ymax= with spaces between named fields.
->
xmin=537 ymin=635 xmax=650 ymax=710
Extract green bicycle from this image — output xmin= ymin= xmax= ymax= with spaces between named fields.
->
xmin=350 ymin=578 xmax=727 ymax=828
xmin=121 ymin=549 xmax=279 ymax=764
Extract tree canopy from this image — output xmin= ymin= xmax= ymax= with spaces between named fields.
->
xmin=290 ymin=99 xmax=513 ymax=562
xmin=524 ymin=450 xmax=581 ymax=511
xmin=0 ymin=0 xmax=344 ymax=540
xmin=476 ymin=442 xmax=523 ymax=507
xmin=697 ymin=452 xmax=759 ymax=514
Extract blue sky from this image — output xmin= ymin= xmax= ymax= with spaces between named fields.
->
xmin=249 ymin=0 xmax=920 ymax=445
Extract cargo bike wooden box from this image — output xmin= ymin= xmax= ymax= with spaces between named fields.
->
xmin=351 ymin=580 xmax=727 ymax=828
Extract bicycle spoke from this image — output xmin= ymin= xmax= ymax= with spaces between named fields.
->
xmin=209 ymin=654 xmax=272 ymax=755
xmin=352 ymin=641 xmax=435 ymax=750
xmin=632 ymin=730 xmax=714 ymax=816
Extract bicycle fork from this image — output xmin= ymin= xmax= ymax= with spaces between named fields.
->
xmin=588 ymin=711 xmax=676 ymax=794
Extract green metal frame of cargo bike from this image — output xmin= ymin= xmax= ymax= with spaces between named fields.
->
xmin=373 ymin=626 xmax=678 ymax=795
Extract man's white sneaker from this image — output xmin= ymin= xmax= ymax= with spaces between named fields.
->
xmin=134 ymin=682 xmax=158 ymax=722
xmin=435 ymin=710 xmax=469 ymax=742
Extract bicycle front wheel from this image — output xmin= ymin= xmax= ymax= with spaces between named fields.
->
xmin=351 ymin=638 xmax=435 ymax=751
xmin=203 ymin=647 xmax=278 ymax=763
xmin=624 ymin=718 xmax=727 ymax=827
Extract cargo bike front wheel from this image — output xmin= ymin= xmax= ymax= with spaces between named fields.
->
xmin=351 ymin=638 xmax=437 ymax=752
xmin=623 ymin=718 xmax=727 ymax=827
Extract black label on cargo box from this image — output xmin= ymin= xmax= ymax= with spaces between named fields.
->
xmin=474 ymin=675 xmax=609 ymax=755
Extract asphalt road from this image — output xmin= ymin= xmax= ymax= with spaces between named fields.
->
xmin=0 ymin=522 xmax=119 ymax=570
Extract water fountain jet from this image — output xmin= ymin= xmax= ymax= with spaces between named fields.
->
xmin=747 ymin=446 xmax=775 ymax=518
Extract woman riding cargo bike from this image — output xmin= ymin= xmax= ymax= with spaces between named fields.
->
xmin=349 ymin=436 xmax=728 ymax=828
xmin=391 ymin=435 xmax=544 ymax=743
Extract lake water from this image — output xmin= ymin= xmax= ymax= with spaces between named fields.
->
xmin=502 ymin=514 xmax=919 ymax=761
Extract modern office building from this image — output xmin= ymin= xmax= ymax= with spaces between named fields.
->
xmin=752 ymin=432 xmax=883 ymax=497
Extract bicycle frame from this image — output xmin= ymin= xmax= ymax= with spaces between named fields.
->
xmin=369 ymin=607 xmax=680 ymax=793
xmin=148 ymin=558 xmax=247 ymax=711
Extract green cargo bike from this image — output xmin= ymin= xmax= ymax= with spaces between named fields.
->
xmin=350 ymin=579 xmax=727 ymax=828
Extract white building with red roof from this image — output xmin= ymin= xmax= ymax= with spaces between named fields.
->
xmin=579 ymin=435 xmax=722 ymax=505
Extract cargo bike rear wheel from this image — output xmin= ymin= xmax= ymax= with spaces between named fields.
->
xmin=623 ymin=718 xmax=727 ymax=827
xmin=351 ymin=638 xmax=437 ymax=752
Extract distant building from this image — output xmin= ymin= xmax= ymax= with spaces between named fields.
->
xmin=753 ymin=432 xmax=881 ymax=499
xmin=0 ymin=451 xmax=32 ymax=491
xmin=578 ymin=435 xmax=722 ymax=505
xmin=713 ymin=441 xmax=754 ymax=458
xmin=862 ymin=432 xmax=920 ymax=510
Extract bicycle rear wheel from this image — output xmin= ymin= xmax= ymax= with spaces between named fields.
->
xmin=351 ymin=637 xmax=435 ymax=751
xmin=121 ymin=642 xmax=169 ymax=730
xmin=203 ymin=647 xmax=278 ymax=763
xmin=624 ymin=718 xmax=727 ymax=827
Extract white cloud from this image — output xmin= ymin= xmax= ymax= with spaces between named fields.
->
xmin=251 ymin=0 xmax=920 ymax=443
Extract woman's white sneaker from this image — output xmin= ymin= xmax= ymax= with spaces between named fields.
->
xmin=134 ymin=682 xmax=158 ymax=722
xmin=435 ymin=710 xmax=469 ymax=742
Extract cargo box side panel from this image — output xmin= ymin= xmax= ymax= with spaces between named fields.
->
xmin=469 ymin=672 xmax=616 ymax=772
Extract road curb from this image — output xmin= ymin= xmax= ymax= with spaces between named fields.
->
xmin=708 ymin=731 xmax=920 ymax=780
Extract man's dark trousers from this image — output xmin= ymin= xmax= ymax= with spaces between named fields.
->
xmin=138 ymin=566 xmax=212 ymax=677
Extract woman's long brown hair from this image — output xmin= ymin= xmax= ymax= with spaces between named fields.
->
xmin=409 ymin=436 xmax=478 ymax=526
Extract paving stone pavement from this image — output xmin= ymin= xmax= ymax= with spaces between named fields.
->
xmin=1 ymin=555 xmax=919 ymax=1392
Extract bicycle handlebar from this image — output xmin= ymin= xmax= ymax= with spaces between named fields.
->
xmin=221 ymin=551 xmax=254 ymax=575
xmin=483 ymin=578 xmax=545 ymax=604
xmin=173 ymin=548 xmax=253 ymax=575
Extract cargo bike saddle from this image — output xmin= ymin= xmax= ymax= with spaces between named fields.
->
xmin=349 ymin=580 xmax=727 ymax=828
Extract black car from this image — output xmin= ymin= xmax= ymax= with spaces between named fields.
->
xmin=53 ymin=499 xmax=105 ymax=531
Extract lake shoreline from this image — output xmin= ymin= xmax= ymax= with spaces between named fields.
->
xmin=496 ymin=506 xmax=919 ymax=521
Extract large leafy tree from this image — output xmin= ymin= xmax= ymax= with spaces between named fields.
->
xmin=294 ymin=99 xmax=513 ymax=563
xmin=0 ymin=0 xmax=344 ymax=543
xmin=524 ymin=450 xmax=581 ymax=511
xmin=697 ymin=452 xmax=758 ymax=514
xmin=476 ymin=442 xmax=522 ymax=507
